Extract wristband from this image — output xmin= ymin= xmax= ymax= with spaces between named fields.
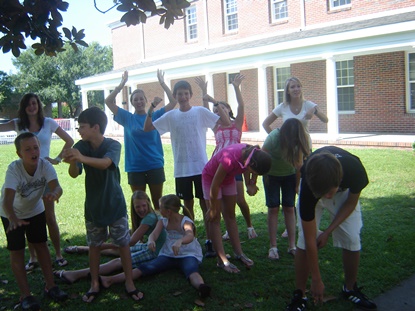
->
xmin=147 ymin=109 xmax=153 ymax=117
xmin=213 ymin=103 xmax=219 ymax=107
xmin=151 ymin=102 xmax=156 ymax=108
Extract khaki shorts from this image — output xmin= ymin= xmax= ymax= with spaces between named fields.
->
xmin=297 ymin=189 xmax=362 ymax=251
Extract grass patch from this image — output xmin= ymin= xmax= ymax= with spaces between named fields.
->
xmin=0 ymin=141 xmax=414 ymax=310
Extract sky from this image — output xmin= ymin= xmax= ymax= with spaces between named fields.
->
xmin=0 ymin=0 xmax=121 ymax=74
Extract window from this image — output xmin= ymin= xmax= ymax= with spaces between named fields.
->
xmin=336 ymin=60 xmax=354 ymax=112
xmin=409 ymin=53 xmax=415 ymax=110
xmin=329 ymin=0 xmax=351 ymax=10
xmin=186 ymin=6 xmax=197 ymax=41
xmin=224 ymin=0 xmax=238 ymax=32
xmin=275 ymin=67 xmax=291 ymax=105
xmin=271 ymin=0 xmax=288 ymax=22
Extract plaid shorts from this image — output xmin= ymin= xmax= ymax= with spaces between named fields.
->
xmin=130 ymin=242 xmax=157 ymax=269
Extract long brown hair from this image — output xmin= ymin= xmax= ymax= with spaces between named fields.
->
xmin=17 ymin=93 xmax=44 ymax=131
xmin=130 ymin=190 xmax=155 ymax=232
xmin=280 ymin=118 xmax=311 ymax=167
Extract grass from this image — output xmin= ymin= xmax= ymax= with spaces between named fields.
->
xmin=0 ymin=140 xmax=414 ymax=310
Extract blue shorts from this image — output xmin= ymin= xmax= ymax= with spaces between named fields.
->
xmin=263 ymin=174 xmax=296 ymax=208
xmin=127 ymin=167 xmax=165 ymax=186
xmin=1 ymin=211 xmax=47 ymax=251
xmin=175 ymin=175 xmax=204 ymax=200
xmin=86 ymin=216 xmax=130 ymax=247
xmin=235 ymin=174 xmax=243 ymax=182
xmin=138 ymin=255 xmax=200 ymax=279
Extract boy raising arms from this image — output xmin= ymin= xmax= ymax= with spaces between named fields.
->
xmin=62 ymin=107 xmax=142 ymax=303
xmin=144 ymin=80 xmax=229 ymax=257
xmin=0 ymin=132 xmax=68 ymax=310
xmin=286 ymin=146 xmax=377 ymax=311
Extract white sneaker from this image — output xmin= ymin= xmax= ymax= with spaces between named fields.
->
xmin=268 ymin=247 xmax=279 ymax=260
xmin=222 ymin=231 xmax=230 ymax=240
xmin=247 ymin=227 xmax=257 ymax=239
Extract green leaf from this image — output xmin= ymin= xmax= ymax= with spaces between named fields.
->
xmin=75 ymin=40 xmax=88 ymax=48
xmin=63 ymin=27 xmax=72 ymax=39
xmin=57 ymin=1 xmax=70 ymax=11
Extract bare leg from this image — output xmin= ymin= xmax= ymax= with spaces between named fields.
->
xmin=206 ymin=200 xmax=227 ymax=264
xmin=236 ymin=181 xmax=253 ymax=227
xmin=10 ymin=249 xmax=31 ymax=298
xmin=44 ymin=198 xmax=64 ymax=260
xmin=33 ymin=242 xmax=56 ymax=290
xmin=343 ymin=249 xmax=360 ymax=290
xmin=283 ymin=206 xmax=296 ymax=250
xmin=148 ymin=183 xmax=163 ymax=211
xmin=183 ymin=199 xmax=195 ymax=220
xmin=267 ymin=207 xmax=280 ymax=248
xmin=27 ymin=242 xmax=37 ymax=264
xmin=294 ymin=248 xmax=309 ymax=293
xmin=83 ymin=245 xmax=101 ymax=302
xmin=100 ymin=268 xmax=143 ymax=289
xmin=221 ymin=195 xmax=242 ymax=255
xmin=189 ymin=272 xmax=205 ymax=290
xmin=118 ymin=245 xmax=137 ymax=293
xmin=199 ymin=198 xmax=211 ymax=239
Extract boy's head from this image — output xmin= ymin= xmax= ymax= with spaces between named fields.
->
xmin=305 ymin=152 xmax=343 ymax=198
xmin=15 ymin=132 xmax=40 ymax=164
xmin=77 ymin=107 xmax=107 ymax=135
xmin=173 ymin=80 xmax=193 ymax=98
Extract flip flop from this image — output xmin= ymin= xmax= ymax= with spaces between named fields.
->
xmin=55 ymin=258 xmax=68 ymax=267
xmin=83 ymin=291 xmax=99 ymax=303
xmin=216 ymin=261 xmax=240 ymax=273
xmin=125 ymin=288 xmax=144 ymax=302
xmin=53 ymin=270 xmax=74 ymax=284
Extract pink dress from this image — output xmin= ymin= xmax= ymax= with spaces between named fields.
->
xmin=212 ymin=122 xmax=242 ymax=157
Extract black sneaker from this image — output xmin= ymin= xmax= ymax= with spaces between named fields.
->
xmin=285 ymin=289 xmax=307 ymax=311
xmin=204 ymin=240 xmax=217 ymax=258
xmin=21 ymin=295 xmax=40 ymax=311
xmin=342 ymin=283 xmax=377 ymax=310
xmin=44 ymin=286 xmax=69 ymax=302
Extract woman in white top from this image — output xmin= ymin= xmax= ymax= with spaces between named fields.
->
xmin=0 ymin=93 xmax=74 ymax=269
xmin=262 ymin=77 xmax=328 ymax=134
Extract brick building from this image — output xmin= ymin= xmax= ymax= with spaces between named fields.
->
xmin=76 ymin=0 xmax=415 ymax=137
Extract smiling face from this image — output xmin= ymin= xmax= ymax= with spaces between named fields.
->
xmin=17 ymin=136 xmax=40 ymax=168
xmin=131 ymin=90 xmax=147 ymax=113
xmin=133 ymin=198 xmax=150 ymax=218
xmin=174 ymin=88 xmax=192 ymax=107
xmin=287 ymin=80 xmax=302 ymax=100
xmin=24 ymin=96 xmax=40 ymax=117
xmin=77 ymin=122 xmax=96 ymax=141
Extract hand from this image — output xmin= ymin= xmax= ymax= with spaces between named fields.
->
xmin=172 ymin=240 xmax=182 ymax=256
xmin=120 ymin=71 xmax=128 ymax=88
xmin=316 ymin=230 xmax=329 ymax=249
xmin=151 ymin=97 xmax=163 ymax=107
xmin=231 ymin=74 xmax=245 ymax=88
xmin=195 ymin=76 xmax=207 ymax=92
xmin=203 ymin=94 xmax=216 ymax=103
xmin=148 ymin=241 xmax=156 ymax=252
xmin=43 ymin=191 xmax=60 ymax=203
xmin=6 ymin=217 xmax=29 ymax=233
xmin=304 ymin=106 xmax=315 ymax=120
xmin=45 ymin=156 xmax=59 ymax=165
xmin=246 ymin=184 xmax=259 ymax=196
xmin=157 ymin=69 xmax=165 ymax=84
xmin=311 ymin=279 xmax=325 ymax=305
xmin=205 ymin=207 xmax=220 ymax=223
xmin=62 ymin=148 xmax=82 ymax=163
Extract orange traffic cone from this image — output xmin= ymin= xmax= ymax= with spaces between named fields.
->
xmin=242 ymin=115 xmax=248 ymax=132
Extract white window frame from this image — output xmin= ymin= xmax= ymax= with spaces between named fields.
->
xmin=275 ymin=66 xmax=291 ymax=106
xmin=407 ymin=52 xmax=415 ymax=112
xmin=271 ymin=0 xmax=288 ymax=23
xmin=329 ymin=0 xmax=351 ymax=11
xmin=336 ymin=59 xmax=355 ymax=114
xmin=185 ymin=6 xmax=198 ymax=42
xmin=224 ymin=0 xmax=238 ymax=33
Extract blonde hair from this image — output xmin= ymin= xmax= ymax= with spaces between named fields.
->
xmin=130 ymin=190 xmax=155 ymax=232
xmin=284 ymin=77 xmax=304 ymax=104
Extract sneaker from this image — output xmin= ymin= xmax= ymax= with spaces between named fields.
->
xmin=204 ymin=240 xmax=217 ymax=258
xmin=44 ymin=286 xmax=68 ymax=302
xmin=285 ymin=289 xmax=307 ymax=311
xmin=20 ymin=295 xmax=40 ymax=311
xmin=342 ymin=283 xmax=377 ymax=310
xmin=222 ymin=231 xmax=230 ymax=240
xmin=247 ymin=227 xmax=258 ymax=239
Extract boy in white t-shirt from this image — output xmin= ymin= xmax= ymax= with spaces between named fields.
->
xmin=144 ymin=80 xmax=229 ymax=257
xmin=0 ymin=132 xmax=68 ymax=310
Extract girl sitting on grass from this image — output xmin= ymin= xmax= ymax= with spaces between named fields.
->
xmin=54 ymin=190 xmax=166 ymax=301
xmin=100 ymin=194 xmax=211 ymax=300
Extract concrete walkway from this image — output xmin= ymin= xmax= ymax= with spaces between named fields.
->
xmin=373 ymin=274 xmax=415 ymax=311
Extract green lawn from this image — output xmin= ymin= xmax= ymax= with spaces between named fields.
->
xmin=0 ymin=140 xmax=414 ymax=310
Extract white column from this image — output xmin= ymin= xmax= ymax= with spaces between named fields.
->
xmin=258 ymin=65 xmax=268 ymax=134
xmin=81 ymin=90 xmax=88 ymax=111
xmin=325 ymin=56 xmax=339 ymax=138
xmin=103 ymin=88 xmax=113 ymax=135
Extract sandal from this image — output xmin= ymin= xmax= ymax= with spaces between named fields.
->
xmin=44 ymin=286 xmax=68 ymax=302
xmin=64 ymin=246 xmax=88 ymax=254
xmin=20 ymin=295 xmax=40 ymax=311
xmin=216 ymin=261 xmax=240 ymax=273
xmin=54 ymin=270 xmax=74 ymax=284
xmin=287 ymin=247 xmax=297 ymax=256
xmin=247 ymin=227 xmax=258 ymax=239
xmin=25 ymin=261 xmax=39 ymax=271
xmin=235 ymin=253 xmax=254 ymax=267
xmin=126 ymin=288 xmax=144 ymax=302
xmin=83 ymin=291 xmax=99 ymax=303
xmin=268 ymin=247 xmax=279 ymax=260
xmin=55 ymin=258 xmax=68 ymax=267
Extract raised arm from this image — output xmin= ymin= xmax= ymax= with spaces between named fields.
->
xmin=157 ymin=69 xmax=177 ymax=112
xmin=232 ymin=74 xmax=245 ymax=130
xmin=105 ymin=71 xmax=128 ymax=115
xmin=262 ymin=113 xmax=278 ymax=134
xmin=143 ymin=97 xmax=163 ymax=132
xmin=195 ymin=76 xmax=210 ymax=110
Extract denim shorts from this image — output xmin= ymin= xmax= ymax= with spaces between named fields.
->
xmin=263 ymin=174 xmax=296 ymax=208
xmin=138 ymin=255 xmax=200 ymax=279
xmin=86 ymin=216 xmax=130 ymax=247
